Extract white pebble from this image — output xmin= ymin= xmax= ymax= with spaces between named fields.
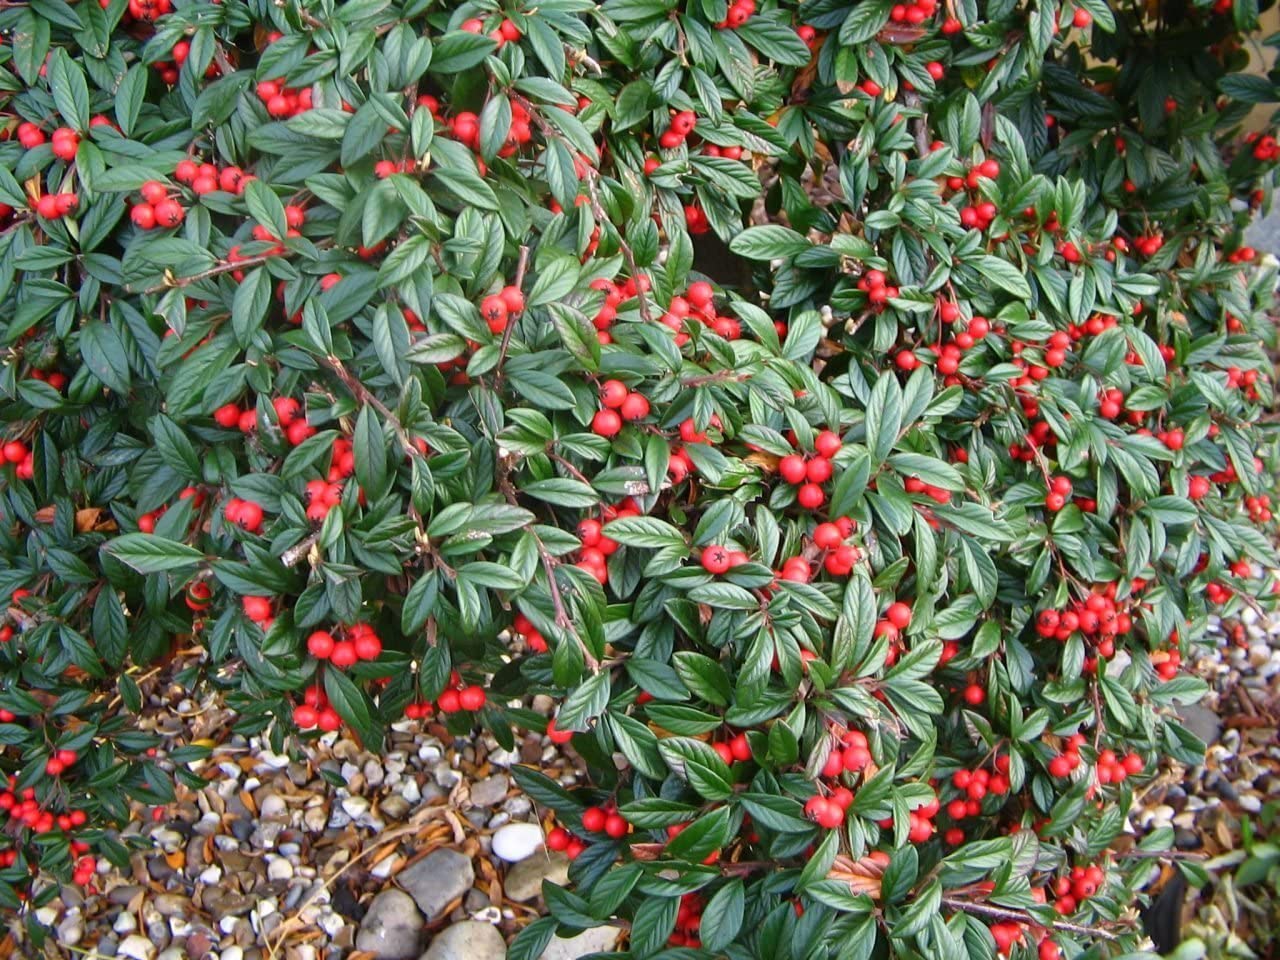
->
xmin=491 ymin=822 xmax=545 ymax=863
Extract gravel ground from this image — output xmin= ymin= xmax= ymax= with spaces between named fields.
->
xmin=11 ymin=577 xmax=1280 ymax=960
xmin=1130 ymin=570 xmax=1280 ymax=955
xmin=19 ymin=667 xmax=601 ymax=960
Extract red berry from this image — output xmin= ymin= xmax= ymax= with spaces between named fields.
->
xmin=582 ymin=806 xmax=607 ymax=832
xmin=458 ymin=685 xmax=486 ymax=711
xmin=592 ymin=408 xmax=622 ymax=437
xmin=701 ymin=545 xmax=732 ymax=575
xmin=600 ymin=380 xmax=627 ymax=408
xmin=778 ymin=455 xmax=807 ymax=484
xmin=307 ymin=631 xmax=335 ymax=659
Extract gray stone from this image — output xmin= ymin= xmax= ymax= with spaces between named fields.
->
xmin=504 ymin=851 xmax=571 ymax=903
xmin=419 ymin=921 xmax=507 ymax=960
xmin=1177 ymin=703 xmax=1222 ymax=745
xmin=355 ymin=890 xmax=424 ymax=960
xmin=398 ymin=849 xmax=474 ymax=921
xmin=537 ymin=927 xmax=622 ymax=960
xmin=468 ymin=775 xmax=509 ymax=808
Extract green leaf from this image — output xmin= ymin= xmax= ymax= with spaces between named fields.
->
xmin=104 ymin=534 xmax=205 ymax=574
xmin=79 ymin=321 xmax=131 ymax=394
xmin=729 ymin=225 xmax=811 ymax=260
xmin=354 ymin=405 xmax=388 ymax=496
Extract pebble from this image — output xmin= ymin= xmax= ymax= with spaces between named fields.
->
xmin=469 ymin=775 xmax=510 ymax=808
xmin=420 ymin=920 xmax=508 ymax=960
xmin=268 ymin=857 xmax=295 ymax=881
xmin=118 ymin=934 xmax=158 ymax=960
xmin=491 ymin=822 xmax=544 ymax=863
xmin=341 ymin=796 xmax=370 ymax=819
xmin=504 ymin=851 xmax=571 ymax=903
xmin=537 ymin=926 xmax=622 ymax=960
xmin=56 ymin=914 xmax=84 ymax=946
xmin=398 ymin=849 xmax=474 ymax=920
xmin=354 ymin=889 xmax=424 ymax=960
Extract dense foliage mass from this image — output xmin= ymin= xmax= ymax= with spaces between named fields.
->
xmin=0 ymin=0 xmax=1278 ymax=953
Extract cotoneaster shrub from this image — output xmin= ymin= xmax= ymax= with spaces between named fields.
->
xmin=0 ymin=0 xmax=1278 ymax=953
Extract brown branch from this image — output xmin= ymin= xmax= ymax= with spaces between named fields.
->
xmin=680 ymin=370 xmax=751 ymax=389
xmin=281 ymin=533 xmax=319 ymax=568
xmin=940 ymin=896 xmax=1122 ymax=941
xmin=548 ymin=451 xmax=593 ymax=486
xmin=582 ymin=169 xmax=653 ymax=322
xmin=536 ymin=531 xmax=599 ymax=673
xmin=133 ymin=252 xmax=281 ymax=295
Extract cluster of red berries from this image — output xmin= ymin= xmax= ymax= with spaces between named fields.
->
xmin=666 ymin=892 xmax=707 ymax=948
xmin=1149 ymin=646 xmax=1182 ymax=680
xmin=1225 ymin=365 xmax=1263 ymax=403
xmin=1052 ymin=863 xmax=1106 ymax=915
xmin=574 ymin=497 xmax=644 ymax=583
xmin=47 ymin=126 xmax=80 ymax=162
xmin=306 ymin=623 xmax=383 ymax=667
xmin=452 ymin=98 xmax=533 ymax=161
xmin=292 ymin=684 xmax=342 ymax=731
xmin=545 ymin=804 xmax=630 ymax=858
xmin=658 ymin=110 xmax=698 ymax=150
xmin=776 ymin=428 xmax=842 ymax=510
xmin=856 ymin=268 xmax=900 ymax=312
xmin=15 ymin=122 xmax=48 ymax=149
xmin=242 ymin=595 xmax=276 ymax=630
xmin=130 ymin=180 xmax=186 ymax=230
xmin=34 ymin=192 xmax=79 ymax=220
xmin=711 ymin=731 xmax=754 ymax=766
xmin=1034 ymin=585 xmax=1133 ymax=652
xmin=1205 ymin=580 xmax=1233 ymax=605
xmin=811 ymin=517 xmax=861 ymax=575
xmin=460 ymin=15 xmax=522 ymax=47
xmin=478 ymin=284 xmax=526 ymax=335
xmin=1044 ymin=475 xmax=1073 ymax=512
xmin=683 ymin=200 xmax=711 ymax=234
xmin=175 ymin=158 xmax=252 ymax=196
xmin=586 ymin=273 xmax=651 ymax=344
xmin=594 ymin=380 xmax=652 ymax=437
xmin=255 ymin=79 xmax=315 ymax=118
xmin=0 ymin=779 xmax=95 ymax=888
xmin=944 ymin=757 xmax=1008 ymax=840
xmin=2 ymin=440 xmax=33 ymax=481
xmin=654 ymin=280 xmax=756 ymax=344
xmin=890 ymin=0 xmax=938 ymax=24
xmin=434 ymin=672 xmax=488 ymax=714
xmin=819 ymin=728 xmax=873 ymax=781
xmin=403 ymin=673 xmax=487 ymax=718
xmin=510 ymin=611 xmax=548 ymax=653
xmin=44 ymin=747 xmax=78 ymax=777
xmin=126 ymin=0 xmax=171 ymax=19
xmin=214 ymin=396 xmax=314 ymax=446
xmin=225 ymin=498 xmax=266 ymax=533
xmin=700 ymin=142 xmax=744 ymax=160
xmin=1244 ymin=492 xmax=1273 ymax=523
xmin=1132 ymin=233 xmax=1164 ymax=258
xmin=715 ymin=0 xmax=756 ymax=29
xmin=698 ymin=544 xmax=749 ymax=575
xmin=543 ymin=823 xmax=587 ymax=859
xmin=1247 ymin=131 xmax=1280 ymax=161
xmin=1007 ymin=418 xmax=1059 ymax=464
xmin=804 ymin=786 xmax=855 ymax=829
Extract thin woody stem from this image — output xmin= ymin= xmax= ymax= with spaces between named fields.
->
xmin=939 ymin=897 xmax=1123 ymax=941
